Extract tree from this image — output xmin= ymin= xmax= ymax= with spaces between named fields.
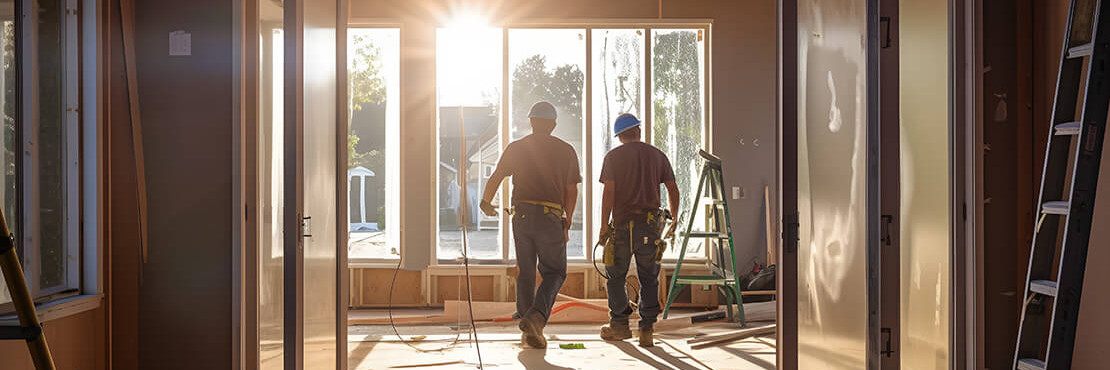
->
xmin=347 ymin=33 xmax=387 ymax=170
xmin=596 ymin=30 xmax=643 ymax=152
xmin=651 ymin=31 xmax=703 ymax=224
xmin=510 ymin=55 xmax=584 ymax=142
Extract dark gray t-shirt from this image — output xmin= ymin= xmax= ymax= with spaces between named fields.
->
xmin=495 ymin=134 xmax=582 ymax=206
xmin=599 ymin=141 xmax=675 ymax=224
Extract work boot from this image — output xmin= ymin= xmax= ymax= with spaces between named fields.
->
xmin=519 ymin=312 xmax=547 ymax=349
xmin=600 ymin=322 xmax=633 ymax=341
xmin=638 ymin=327 xmax=654 ymax=347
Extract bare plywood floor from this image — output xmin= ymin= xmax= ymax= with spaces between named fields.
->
xmin=348 ymin=308 xmax=776 ymax=370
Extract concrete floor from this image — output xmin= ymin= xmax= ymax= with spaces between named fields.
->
xmin=348 ymin=319 xmax=776 ymax=369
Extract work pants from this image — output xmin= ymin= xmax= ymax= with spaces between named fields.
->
xmin=513 ymin=203 xmax=568 ymax=324
xmin=605 ymin=213 xmax=663 ymax=329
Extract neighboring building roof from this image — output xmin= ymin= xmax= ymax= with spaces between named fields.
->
xmin=348 ymin=166 xmax=376 ymax=177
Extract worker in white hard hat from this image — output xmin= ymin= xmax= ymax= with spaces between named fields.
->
xmin=597 ymin=113 xmax=679 ymax=347
xmin=479 ymin=101 xmax=582 ymax=349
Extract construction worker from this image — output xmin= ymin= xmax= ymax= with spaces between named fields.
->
xmin=479 ymin=101 xmax=581 ymax=349
xmin=597 ymin=113 xmax=679 ymax=348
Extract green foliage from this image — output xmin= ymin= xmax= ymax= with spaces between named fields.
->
xmin=651 ymin=31 xmax=703 ymax=221
xmin=510 ymin=55 xmax=584 ymax=140
xmin=348 ymin=33 xmax=388 ymax=170
xmin=348 ymin=33 xmax=386 ymax=113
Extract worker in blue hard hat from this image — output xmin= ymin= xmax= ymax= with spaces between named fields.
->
xmin=597 ymin=113 xmax=679 ymax=348
xmin=479 ymin=101 xmax=582 ymax=349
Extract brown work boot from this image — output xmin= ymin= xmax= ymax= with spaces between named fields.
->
xmin=638 ymin=327 xmax=654 ymax=347
xmin=519 ymin=312 xmax=547 ymax=349
xmin=600 ymin=323 xmax=633 ymax=341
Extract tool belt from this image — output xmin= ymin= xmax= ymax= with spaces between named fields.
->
xmin=510 ymin=200 xmax=566 ymax=226
xmin=599 ymin=209 xmax=670 ymax=266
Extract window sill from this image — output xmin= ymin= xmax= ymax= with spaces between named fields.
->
xmin=0 ymin=294 xmax=103 ymax=325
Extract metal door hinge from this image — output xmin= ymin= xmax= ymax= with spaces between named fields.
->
xmin=881 ymin=215 xmax=893 ymax=246
xmin=880 ymin=17 xmax=893 ymax=49
xmin=782 ymin=213 xmax=799 ymax=253
xmin=881 ymin=327 xmax=895 ymax=357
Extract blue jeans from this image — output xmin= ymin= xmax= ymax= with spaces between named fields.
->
xmin=605 ymin=214 xmax=663 ymax=329
xmin=513 ymin=203 xmax=568 ymax=323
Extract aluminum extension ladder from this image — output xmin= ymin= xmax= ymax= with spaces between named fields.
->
xmin=1013 ymin=0 xmax=1110 ymax=368
xmin=0 ymin=208 xmax=56 ymax=369
xmin=661 ymin=150 xmax=745 ymax=325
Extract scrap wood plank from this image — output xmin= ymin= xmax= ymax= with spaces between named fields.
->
xmin=119 ymin=0 xmax=149 ymax=263
xmin=349 ymin=299 xmax=611 ymax=325
xmin=689 ymin=324 xmax=776 ymax=349
xmin=655 ymin=301 xmax=776 ymax=332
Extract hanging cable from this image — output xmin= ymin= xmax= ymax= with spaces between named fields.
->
xmin=457 ymin=106 xmax=484 ymax=369
xmin=387 ymin=253 xmax=463 ymax=353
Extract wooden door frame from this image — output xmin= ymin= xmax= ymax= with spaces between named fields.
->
xmin=776 ymin=1 xmax=798 ymax=369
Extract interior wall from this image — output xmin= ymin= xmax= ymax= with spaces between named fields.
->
xmin=348 ymin=0 xmax=779 ymax=272
xmin=108 ymin=0 xmax=235 ymax=368
xmin=980 ymin=0 xmax=1035 ymax=367
xmin=0 ymin=307 xmax=107 ymax=370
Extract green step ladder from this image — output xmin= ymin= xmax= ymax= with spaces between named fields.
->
xmin=662 ymin=150 xmax=745 ymax=325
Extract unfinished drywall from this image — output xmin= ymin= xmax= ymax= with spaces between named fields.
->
xmin=348 ymin=0 xmax=780 ymax=273
xmin=108 ymin=0 xmax=235 ymax=367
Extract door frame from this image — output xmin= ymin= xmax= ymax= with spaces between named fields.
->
xmin=776 ymin=1 xmax=798 ymax=370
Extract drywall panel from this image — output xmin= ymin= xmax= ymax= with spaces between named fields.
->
xmin=129 ymin=0 xmax=235 ymax=367
xmin=899 ymin=0 xmax=951 ymax=368
xmin=795 ymin=0 xmax=869 ymax=368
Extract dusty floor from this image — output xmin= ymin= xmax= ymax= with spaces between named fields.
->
xmin=348 ymin=309 xmax=776 ymax=370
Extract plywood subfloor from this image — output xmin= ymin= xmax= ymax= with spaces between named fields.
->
xmin=349 ymin=311 xmax=776 ymax=369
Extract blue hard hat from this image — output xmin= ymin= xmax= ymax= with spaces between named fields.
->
xmin=614 ymin=113 xmax=641 ymax=136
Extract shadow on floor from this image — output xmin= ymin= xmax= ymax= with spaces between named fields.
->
xmin=518 ymin=348 xmax=575 ymax=370
xmin=347 ymin=341 xmax=378 ymax=368
xmin=613 ymin=341 xmax=702 ymax=370
xmin=720 ymin=344 xmax=775 ymax=370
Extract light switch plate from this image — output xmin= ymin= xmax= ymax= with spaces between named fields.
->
xmin=732 ymin=186 xmax=744 ymax=200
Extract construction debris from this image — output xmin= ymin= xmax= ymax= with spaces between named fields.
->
xmin=688 ymin=324 xmax=776 ymax=349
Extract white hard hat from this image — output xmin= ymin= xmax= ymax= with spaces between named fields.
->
xmin=527 ymin=101 xmax=558 ymax=120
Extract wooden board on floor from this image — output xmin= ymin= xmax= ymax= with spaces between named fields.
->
xmin=689 ymin=324 xmax=777 ymax=349
xmin=349 ymin=299 xmax=611 ymax=325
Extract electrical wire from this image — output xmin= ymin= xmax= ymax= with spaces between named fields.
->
xmin=387 ymin=253 xmax=463 ymax=353
xmin=460 ymin=221 xmax=484 ymax=369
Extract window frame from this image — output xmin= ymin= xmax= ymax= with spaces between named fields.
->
xmin=429 ymin=20 xmax=712 ymax=266
xmin=23 ymin=0 xmax=84 ymax=300
xmin=344 ymin=23 xmax=403 ymax=267
xmin=1 ymin=0 xmax=100 ymax=314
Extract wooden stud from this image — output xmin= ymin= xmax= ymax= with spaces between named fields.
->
xmin=118 ymin=0 xmax=149 ymax=263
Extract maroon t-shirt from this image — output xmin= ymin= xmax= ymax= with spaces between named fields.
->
xmin=599 ymin=141 xmax=675 ymax=224
xmin=494 ymin=134 xmax=582 ymax=206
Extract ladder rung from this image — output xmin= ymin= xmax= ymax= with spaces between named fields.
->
xmin=684 ymin=232 xmax=729 ymax=238
xmin=1067 ymin=43 xmax=1093 ymax=58
xmin=1030 ymin=280 xmax=1058 ymax=297
xmin=1054 ymin=121 xmax=1081 ymax=136
xmin=1017 ymin=358 xmax=1046 ymax=370
xmin=1041 ymin=201 xmax=1070 ymax=215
